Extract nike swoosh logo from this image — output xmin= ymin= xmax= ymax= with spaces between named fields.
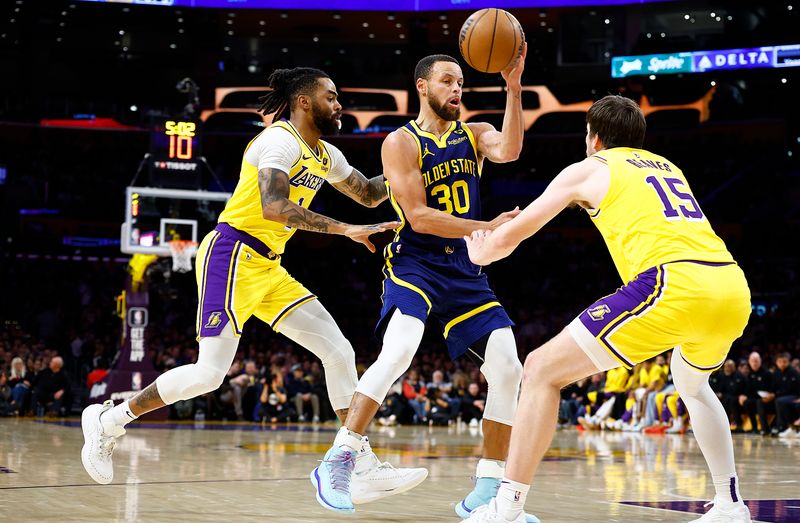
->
xmin=301 ymin=155 xmax=312 ymax=160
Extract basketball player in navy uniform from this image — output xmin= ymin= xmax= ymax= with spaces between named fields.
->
xmin=310 ymin=47 xmax=539 ymax=522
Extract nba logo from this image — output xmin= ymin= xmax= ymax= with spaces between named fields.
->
xmin=132 ymin=372 xmax=142 ymax=391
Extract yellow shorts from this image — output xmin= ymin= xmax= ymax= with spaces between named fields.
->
xmin=195 ymin=226 xmax=316 ymax=338
xmin=569 ymin=260 xmax=751 ymax=372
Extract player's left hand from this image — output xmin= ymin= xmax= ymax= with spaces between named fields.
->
xmin=344 ymin=221 xmax=401 ymax=253
xmin=464 ymin=229 xmax=493 ymax=266
xmin=501 ymin=41 xmax=527 ymax=91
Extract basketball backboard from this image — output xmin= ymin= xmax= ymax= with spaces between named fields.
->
xmin=121 ymin=186 xmax=231 ymax=256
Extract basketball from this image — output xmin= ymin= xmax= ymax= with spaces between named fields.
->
xmin=459 ymin=8 xmax=525 ymax=73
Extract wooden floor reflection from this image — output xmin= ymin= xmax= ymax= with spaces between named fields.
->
xmin=1 ymin=418 xmax=798 ymax=522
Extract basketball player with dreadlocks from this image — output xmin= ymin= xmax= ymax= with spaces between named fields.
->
xmin=80 ymin=67 xmax=428 ymax=503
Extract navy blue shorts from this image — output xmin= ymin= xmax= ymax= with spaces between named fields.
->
xmin=376 ymin=244 xmax=513 ymax=360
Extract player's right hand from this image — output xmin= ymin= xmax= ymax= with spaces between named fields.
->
xmin=343 ymin=221 xmax=401 ymax=253
xmin=487 ymin=206 xmax=521 ymax=230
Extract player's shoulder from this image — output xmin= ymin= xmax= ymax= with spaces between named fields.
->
xmin=383 ymin=127 xmax=417 ymax=150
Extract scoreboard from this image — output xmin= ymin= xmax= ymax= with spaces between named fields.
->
xmin=149 ymin=119 xmax=202 ymax=187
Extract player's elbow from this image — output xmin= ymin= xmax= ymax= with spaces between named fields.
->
xmin=496 ymin=146 xmax=521 ymax=163
xmin=406 ymin=210 xmax=432 ymax=234
xmin=261 ymin=204 xmax=283 ymax=223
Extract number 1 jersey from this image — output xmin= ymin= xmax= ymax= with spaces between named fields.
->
xmin=387 ymin=120 xmax=482 ymax=258
xmin=588 ymin=147 xmax=734 ymax=283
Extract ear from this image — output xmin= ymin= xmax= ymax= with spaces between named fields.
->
xmin=592 ymin=133 xmax=603 ymax=151
xmin=297 ymin=94 xmax=312 ymax=112
xmin=416 ymin=78 xmax=427 ymax=97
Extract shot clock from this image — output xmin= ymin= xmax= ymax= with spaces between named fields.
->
xmin=149 ymin=118 xmax=202 ymax=188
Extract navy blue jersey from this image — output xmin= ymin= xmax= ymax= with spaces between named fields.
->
xmin=387 ymin=120 xmax=482 ymax=258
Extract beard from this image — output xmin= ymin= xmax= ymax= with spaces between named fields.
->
xmin=311 ymin=103 xmax=340 ymax=136
xmin=428 ymin=95 xmax=460 ymax=121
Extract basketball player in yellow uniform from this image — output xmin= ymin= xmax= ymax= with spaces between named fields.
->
xmin=463 ymin=95 xmax=752 ymax=523
xmin=81 ymin=67 xmax=427 ymax=502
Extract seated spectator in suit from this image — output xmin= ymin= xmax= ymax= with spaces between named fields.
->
xmin=33 ymin=356 xmax=70 ymax=417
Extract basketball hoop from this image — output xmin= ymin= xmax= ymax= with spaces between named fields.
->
xmin=168 ymin=240 xmax=198 ymax=273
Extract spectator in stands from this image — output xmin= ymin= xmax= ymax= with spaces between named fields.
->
xmin=402 ymin=369 xmax=429 ymax=424
xmin=86 ymin=358 xmax=109 ymax=390
xmin=257 ymin=373 xmax=294 ymax=423
xmin=710 ymin=359 xmax=747 ymax=431
xmin=559 ymin=377 xmax=588 ymax=426
xmin=773 ymin=352 xmax=800 ymax=435
xmin=225 ymin=361 xmax=260 ymax=420
xmin=427 ymin=370 xmax=460 ymax=419
xmin=377 ymin=378 xmax=405 ymax=426
xmin=8 ymin=357 xmax=31 ymax=414
xmin=791 ymin=358 xmax=800 ymax=375
xmin=740 ymin=351 xmax=775 ymax=435
xmin=33 ymin=356 xmax=70 ymax=416
xmin=462 ymin=382 xmax=486 ymax=427
xmin=286 ymin=364 xmax=320 ymax=422
xmin=0 ymin=373 xmax=13 ymax=416
xmin=428 ymin=387 xmax=459 ymax=425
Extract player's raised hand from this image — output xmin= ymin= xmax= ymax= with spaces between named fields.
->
xmin=464 ymin=229 xmax=493 ymax=266
xmin=487 ymin=206 xmax=520 ymax=230
xmin=501 ymin=42 xmax=527 ymax=89
xmin=343 ymin=221 xmax=401 ymax=253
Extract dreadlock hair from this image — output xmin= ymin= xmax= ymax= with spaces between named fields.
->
xmin=258 ymin=67 xmax=330 ymax=123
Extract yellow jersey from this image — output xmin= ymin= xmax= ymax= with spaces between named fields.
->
xmin=589 ymin=148 xmax=734 ymax=283
xmin=218 ymin=120 xmax=350 ymax=255
xmin=604 ymin=366 xmax=630 ymax=393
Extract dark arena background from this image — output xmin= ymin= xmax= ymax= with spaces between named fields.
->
xmin=1 ymin=1 xmax=799 ymax=522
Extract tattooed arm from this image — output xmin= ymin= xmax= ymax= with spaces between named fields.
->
xmin=259 ymin=167 xmax=349 ymax=234
xmin=330 ymin=168 xmax=389 ymax=208
xmin=258 ymin=167 xmax=399 ymax=252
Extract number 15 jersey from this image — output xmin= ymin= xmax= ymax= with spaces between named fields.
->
xmin=588 ymin=147 xmax=734 ymax=283
xmin=388 ymin=120 xmax=482 ymax=258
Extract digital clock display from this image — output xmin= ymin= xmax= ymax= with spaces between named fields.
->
xmin=149 ymin=119 xmax=202 ymax=187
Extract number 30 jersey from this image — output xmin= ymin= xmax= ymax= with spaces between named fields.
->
xmin=588 ymin=147 xmax=734 ymax=283
xmin=388 ymin=120 xmax=482 ymax=258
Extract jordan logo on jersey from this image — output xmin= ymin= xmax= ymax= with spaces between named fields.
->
xmin=205 ymin=312 xmax=223 ymax=329
xmin=588 ymin=304 xmax=612 ymax=321
xmin=422 ymin=143 xmax=435 ymax=159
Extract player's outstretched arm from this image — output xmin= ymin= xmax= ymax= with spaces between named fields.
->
xmin=258 ymin=167 xmax=398 ymax=251
xmin=383 ymin=131 xmax=519 ymax=238
xmin=330 ymin=167 xmax=388 ymax=208
xmin=468 ymin=42 xmax=527 ymax=164
xmin=465 ymin=158 xmax=602 ymax=265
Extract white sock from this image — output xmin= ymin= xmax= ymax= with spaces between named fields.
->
xmin=712 ymin=473 xmax=743 ymax=506
xmin=477 ymin=458 xmax=505 ymax=479
xmin=495 ymin=478 xmax=529 ymax=520
xmin=333 ymin=426 xmax=363 ymax=453
xmin=101 ymin=400 xmax=137 ymax=433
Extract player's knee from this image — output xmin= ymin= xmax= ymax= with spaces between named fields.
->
xmin=523 ymin=350 xmax=554 ymax=386
xmin=194 ymin=362 xmax=227 ymax=394
xmin=320 ymin=337 xmax=355 ymax=369
xmin=377 ymin=342 xmax=416 ymax=378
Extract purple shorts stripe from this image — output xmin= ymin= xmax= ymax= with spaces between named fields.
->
xmin=198 ymin=234 xmax=240 ymax=338
xmin=679 ymin=350 xmax=724 ymax=372
xmin=579 ymin=265 xmax=667 ymax=368
xmin=197 ymin=231 xmax=220 ymax=334
xmin=666 ymin=259 xmax=735 ymax=267
xmin=271 ymin=294 xmax=316 ymax=329
xmin=224 ymin=241 xmax=243 ymax=335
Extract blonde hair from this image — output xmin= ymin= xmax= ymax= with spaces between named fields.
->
xmin=10 ymin=357 xmax=26 ymax=379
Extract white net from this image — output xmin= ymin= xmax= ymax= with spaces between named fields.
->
xmin=168 ymin=241 xmax=198 ymax=273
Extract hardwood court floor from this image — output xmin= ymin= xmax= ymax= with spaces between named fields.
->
xmin=1 ymin=417 xmax=798 ymax=522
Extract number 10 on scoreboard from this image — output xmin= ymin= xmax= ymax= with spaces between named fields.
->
xmin=165 ymin=120 xmax=196 ymax=160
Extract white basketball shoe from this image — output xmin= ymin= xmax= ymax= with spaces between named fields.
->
xmin=350 ymin=436 xmax=428 ymax=504
xmin=81 ymin=400 xmax=125 ymax=484
xmin=461 ymin=498 xmax=526 ymax=523
xmin=689 ymin=498 xmax=752 ymax=523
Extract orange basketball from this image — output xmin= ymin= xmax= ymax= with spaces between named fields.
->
xmin=459 ymin=8 xmax=525 ymax=74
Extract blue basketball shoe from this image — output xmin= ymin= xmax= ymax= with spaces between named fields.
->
xmin=310 ymin=446 xmax=357 ymax=514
